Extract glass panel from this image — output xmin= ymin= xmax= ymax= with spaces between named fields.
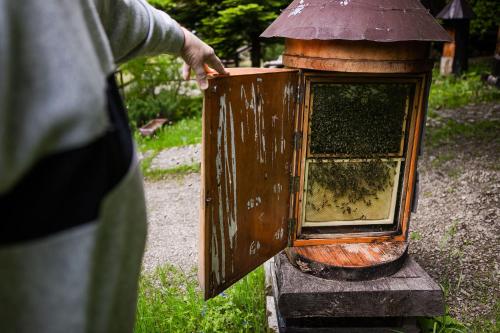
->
xmin=303 ymin=159 xmax=402 ymax=226
xmin=309 ymin=83 xmax=413 ymax=156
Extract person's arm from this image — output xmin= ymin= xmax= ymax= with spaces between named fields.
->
xmin=97 ymin=0 xmax=184 ymax=61
xmin=97 ymin=0 xmax=227 ymax=89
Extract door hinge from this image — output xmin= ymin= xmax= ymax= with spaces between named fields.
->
xmin=289 ymin=176 xmax=300 ymax=193
xmin=293 ymin=132 xmax=303 ymax=150
xmin=288 ymin=218 xmax=296 ymax=247
xmin=297 ymin=83 xmax=304 ymax=105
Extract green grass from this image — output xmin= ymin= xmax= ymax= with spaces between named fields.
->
xmin=426 ymin=119 xmax=500 ymax=147
xmin=142 ymin=163 xmax=201 ymax=181
xmin=468 ymin=301 xmax=500 ymax=333
xmin=135 ymin=265 xmax=267 ymax=333
xmin=418 ymin=301 xmax=500 ymax=333
xmin=431 ymin=153 xmax=455 ymax=168
xmin=428 ymin=63 xmax=500 ymax=116
xmin=135 ymin=117 xmax=202 ymax=154
xmin=410 ymin=231 xmax=423 ymax=241
xmin=418 ymin=314 xmax=468 ymax=333
xmin=135 ymin=117 xmax=202 ymax=178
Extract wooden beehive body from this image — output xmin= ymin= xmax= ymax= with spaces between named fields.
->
xmin=200 ymin=0 xmax=451 ymax=300
xmin=280 ymin=39 xmax=433 ymax=280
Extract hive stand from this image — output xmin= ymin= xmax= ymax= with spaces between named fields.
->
xmin=265 ymin=253 xmax=445 ymax=333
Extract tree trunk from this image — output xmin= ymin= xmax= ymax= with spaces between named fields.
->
xmin=251 ymin=35 xmax=261 ymax=67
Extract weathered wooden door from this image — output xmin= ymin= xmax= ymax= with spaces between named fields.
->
xmin=200 ymin=68 xmax=300 ymax=299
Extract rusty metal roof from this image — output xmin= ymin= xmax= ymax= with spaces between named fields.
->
xmin=261 ymin=0 xmax=452 ymax=42
xmin=437 ymin=0 xmax=476 ymax=20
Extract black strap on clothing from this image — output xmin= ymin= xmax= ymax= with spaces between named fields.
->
xmin=0 ymin=75 xmax=133 ymax=245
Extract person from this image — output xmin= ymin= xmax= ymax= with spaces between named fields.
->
xmin=0 ymin=1 xmax=227 ymax=332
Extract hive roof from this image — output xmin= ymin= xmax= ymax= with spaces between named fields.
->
xmin=261 ymin=0 xmax=451 ymax=42
xmin=436 ymin=0 xmax=476 ymax=20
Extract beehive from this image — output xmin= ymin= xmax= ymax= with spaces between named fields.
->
xmin=200 ymin=0 xmax=450 ymax=299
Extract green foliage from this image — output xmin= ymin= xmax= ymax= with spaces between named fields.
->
xmin=263 ymin=43 xmax=285 ymax=62
xmin=427 ymin=62 xmax=500 ymax=149
xmin=199 ymin=1 xmax=281 ymax=63
xmin=120 ymin=55 xmax=201 ymax=129
xmin=148 ymin=0 xmax=289 ymax=65
xmin=468 ymin=0 xmax=500 ymax=36
xmin=135 ymin=265 xmax=267 ymax=333
xmin=429 ymin=63 xmax=500 ymax=113
xmin=418 ymin=314 xmax=467 ymax=333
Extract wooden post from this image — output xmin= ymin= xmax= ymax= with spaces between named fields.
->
xmin=440 ymin=21 xmax=470 ymax=75
xmin=453 ymin=20 xmax=470 ymax=74
xmin=437 ymin=0 xmax=476 ymax=75
xmin=440 ymin=26 xmax=456 ymax=75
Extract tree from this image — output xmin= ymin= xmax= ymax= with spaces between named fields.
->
xmin=149 ymin=0 xmax=289 ymax=67
xmin=200 ymin=1 xmax=284 ymax=67
xmin=468 ymin=0 xmax=500 ymax=36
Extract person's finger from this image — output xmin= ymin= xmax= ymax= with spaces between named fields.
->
xmin=194 ymin=63 xmax=209 ymax=90
xmin=204 ymin=64 xmax=219 ymax=76
xmin=182 ymin=62 xmax=191 ymax=81
xmin=197 ymin=77 xmax=209 ymax=90
xmin=206 ymin=54 xmax=229 ymax=75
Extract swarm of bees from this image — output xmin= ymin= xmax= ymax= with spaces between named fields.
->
xmin=306 ymin=82 xmax=411 ymax=216
xmin=309 ymin=83 xmax=411 ymax=156
xmin=307 ymin=160 xmax=397 ymax=214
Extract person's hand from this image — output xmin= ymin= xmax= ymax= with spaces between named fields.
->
xmin=180 ymin=27 xmax=228 ymax=90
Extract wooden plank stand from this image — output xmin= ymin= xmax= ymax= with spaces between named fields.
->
xmin=265 ymin=252 xmax=445 ymax=333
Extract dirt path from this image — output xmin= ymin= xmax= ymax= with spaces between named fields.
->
xmin=142 ymin=102 xmax=499 ymax=323
xmin=142 ymin=173 xmax=200 ymax=274
xmin=410 ymin=102 xmax=499 ymax=322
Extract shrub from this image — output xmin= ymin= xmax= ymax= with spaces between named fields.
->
xmin=119 ymin=55 xmax=201 ymax=129
xmin=429 ymin=62 xmax=500 ymax=113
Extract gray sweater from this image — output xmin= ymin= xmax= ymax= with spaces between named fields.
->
xmin=0 ymin=0 xmax=184 ymax=193
xmin=0 ymin=1 xmax=185 ymax=332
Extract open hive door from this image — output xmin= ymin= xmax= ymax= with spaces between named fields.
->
xmin=200 ymin=68 xmax=300 ymax=299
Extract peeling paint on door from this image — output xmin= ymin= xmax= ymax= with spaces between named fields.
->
xmin=274 ymin=227 xmax=285 ymax=240
xmin=202 ymin=68 xmax=299 ymax=299
xmin=249 ymin=241 xmax=261 ymax=255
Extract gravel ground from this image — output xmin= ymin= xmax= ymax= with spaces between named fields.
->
xmin=410 ymin=102 xmax=499 ymax=323
xmin=142 ymin=173 xmax=200 ymax=273
xmin=150 ymin=144 xmax=201 ymax=170
xmin=142 ymin=102 xmax=499 ymax=323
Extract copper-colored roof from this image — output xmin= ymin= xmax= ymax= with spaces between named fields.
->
xmin=261 ymin=0 xmax=451 ymax=42
xmin=437 ymin=0 xmax=476 ymax=20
